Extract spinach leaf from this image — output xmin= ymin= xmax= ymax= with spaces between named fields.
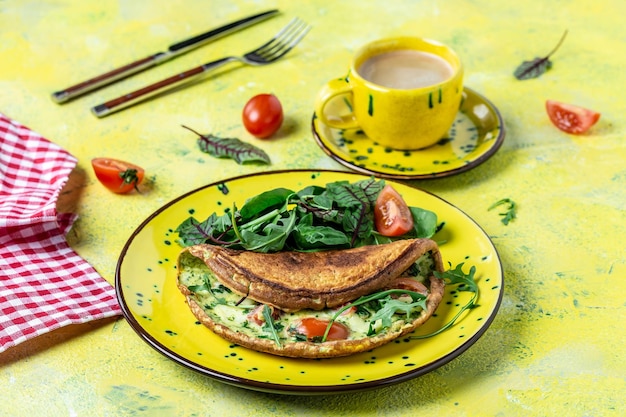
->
xmin=239 ymin=210 xmax=297 ymax=252
xmin=292 ymin=224 xmax=351 ymax=250
xmin=175 ymin=177 xmax=441 ymax=253
xmin=240 ymin=187 xmax=294 ymax=221
xmin=175 ymin=214 xmax=234 ymax=247
xmin=409 ymin=207 xmax=438 ymax=238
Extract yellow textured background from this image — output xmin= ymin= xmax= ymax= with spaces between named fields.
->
xmin=1 ymin=0 xmax=624 ymax=416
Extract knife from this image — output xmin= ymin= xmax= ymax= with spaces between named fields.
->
xmin=51 ymin=9 xmax=279 ymax=103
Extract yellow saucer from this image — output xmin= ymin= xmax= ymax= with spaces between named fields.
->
xmin=312 ymin=87 xmax=505 ymax=180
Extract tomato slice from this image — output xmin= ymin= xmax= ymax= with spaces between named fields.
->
xmin=546 ymin=100 xmax=600 ymax=134
xmin=91 ymin=158 xmax=144 ymax=194
xmin=296 ymin=317 xmax=349 ymax=341
xmin=388 ymin=277 xmax=429 ymax=295
xmin=374 ymin=185 xmax=414 ymax=236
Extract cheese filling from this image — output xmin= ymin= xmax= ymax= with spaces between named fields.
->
xmin=179 ymin=252 xmax=435 ymax=343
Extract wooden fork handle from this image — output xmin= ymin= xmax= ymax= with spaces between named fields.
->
xmin=91 ymin=57 xmax=232 ymax=118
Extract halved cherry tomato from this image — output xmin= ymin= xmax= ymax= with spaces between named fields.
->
xmin=91 ymin=158 xmax=144 ymax=194
xmin=374 ymin=185 xmax=414 ymax=236
xmin=546 ymin=100 xmax=600 ymax=134
xmin=296 ymin=317 xmax=349 ymax=341
xmin=242 ymin=93 xmax=284 ymax=138
xmin=388 ymin=277 xmax=429 ymax=296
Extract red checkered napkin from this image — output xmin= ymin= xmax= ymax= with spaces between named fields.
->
xmin=0 ymin=113 xmax=121 ymax=353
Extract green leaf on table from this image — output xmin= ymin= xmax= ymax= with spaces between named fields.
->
xmin=182 ymin=125 xmax=271 ymax=165
xmin=514 ymin=30 xmax=568 ymax=80
xmin=489 ymin=198 xmax=517 ymax=225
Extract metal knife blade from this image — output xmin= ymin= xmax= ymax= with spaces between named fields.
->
xmin=51 ymin=9 xmax=279 ymax=103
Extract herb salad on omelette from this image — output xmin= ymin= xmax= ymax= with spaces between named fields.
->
xmin=174 ymin=178 xmax=447 ymax=359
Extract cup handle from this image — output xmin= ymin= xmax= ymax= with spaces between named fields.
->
xmin=314 ymin=78 xmax=360 ymax=130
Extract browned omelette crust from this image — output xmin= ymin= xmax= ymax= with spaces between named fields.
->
xmin=177 ymin=275 xmax=445 ymax=359
xmin=183 ymin=238 xmax=443 ymax=312
xmin=176 ymin=239 xmax=446 ymax=359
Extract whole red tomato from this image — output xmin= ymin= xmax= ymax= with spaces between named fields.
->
xmin=91 ymin=158 xmax=144 ymax=194
xmin=242 ymin=93 xmax=284 ymax=138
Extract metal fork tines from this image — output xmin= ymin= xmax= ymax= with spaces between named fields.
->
xmin=92 ymin=18 xmax=311 ymax=118
xmin=244 ymin=18 xmax=310 ymax=64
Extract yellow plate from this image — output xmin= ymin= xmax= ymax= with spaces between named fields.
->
xmin=312 ymin=87 xmax=505 ymax=180
xmin=116 ymin=170 xmax=503 ymax=394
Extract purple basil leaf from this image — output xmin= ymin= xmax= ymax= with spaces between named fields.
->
xmin=182 ymin=125 xmax=271 ymax=165
xmin=514 ymin=57 xmax=553 ymax=80
xmin=513 ymin=30 xmax=568 ymax=81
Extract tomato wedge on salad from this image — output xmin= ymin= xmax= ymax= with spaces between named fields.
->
xmin=296 ymin=318 xmax=349 ymax=341
xmin=546 ymin=100 xmax=600 ymax=134
xmin=91 ymin=158 xmax=144 ymax=194
xmin=374 ymin=185 xmax=415 ymax=237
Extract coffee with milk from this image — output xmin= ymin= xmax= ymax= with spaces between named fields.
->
xmin=358 ymin=50 xmax=454 ymax=90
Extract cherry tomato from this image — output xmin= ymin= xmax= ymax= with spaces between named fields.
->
xmin=546 ymin=100 xmax=600 ymax=134
xmin=91 ymin=157 xmax=144 ymax=194
xmin=389 ymin=277 xmax=429 ymax=296
xmin=242 ymin=93 xmax=283 ymax=138
xmin=374 ymin=185 xmax=414 ymax=236
xmin=296 ymin=318 xmax=349 ymax=341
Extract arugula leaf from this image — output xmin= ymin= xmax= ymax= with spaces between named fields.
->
xmin=188 ymin=273 xmax=228 ymax=305
xmin=369 ymin=297 xmax=428 ymax=328
xmin=437 ymin=262 xmax=479 ymax=295
xmin=489 ymin=198 xmax=517 ymax=225
xmin=411 ymin=263 xmax=479 ymax=339
xmin=261 ymin=305 xmax=282 ymax=348
xmin=322 ymin=289 xmax=427 ymax=342
xmin=514 ymin=30 xmax=568 ymax=80
xmin=182 ymin=125 xmax=271 ymax=165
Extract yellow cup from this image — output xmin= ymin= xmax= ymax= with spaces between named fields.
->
xmin=315 ymin=37 xmax=464 ymax=150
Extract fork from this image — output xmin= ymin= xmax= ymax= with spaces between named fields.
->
xmin=91 ymin=18 xmax=311 ymax=117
